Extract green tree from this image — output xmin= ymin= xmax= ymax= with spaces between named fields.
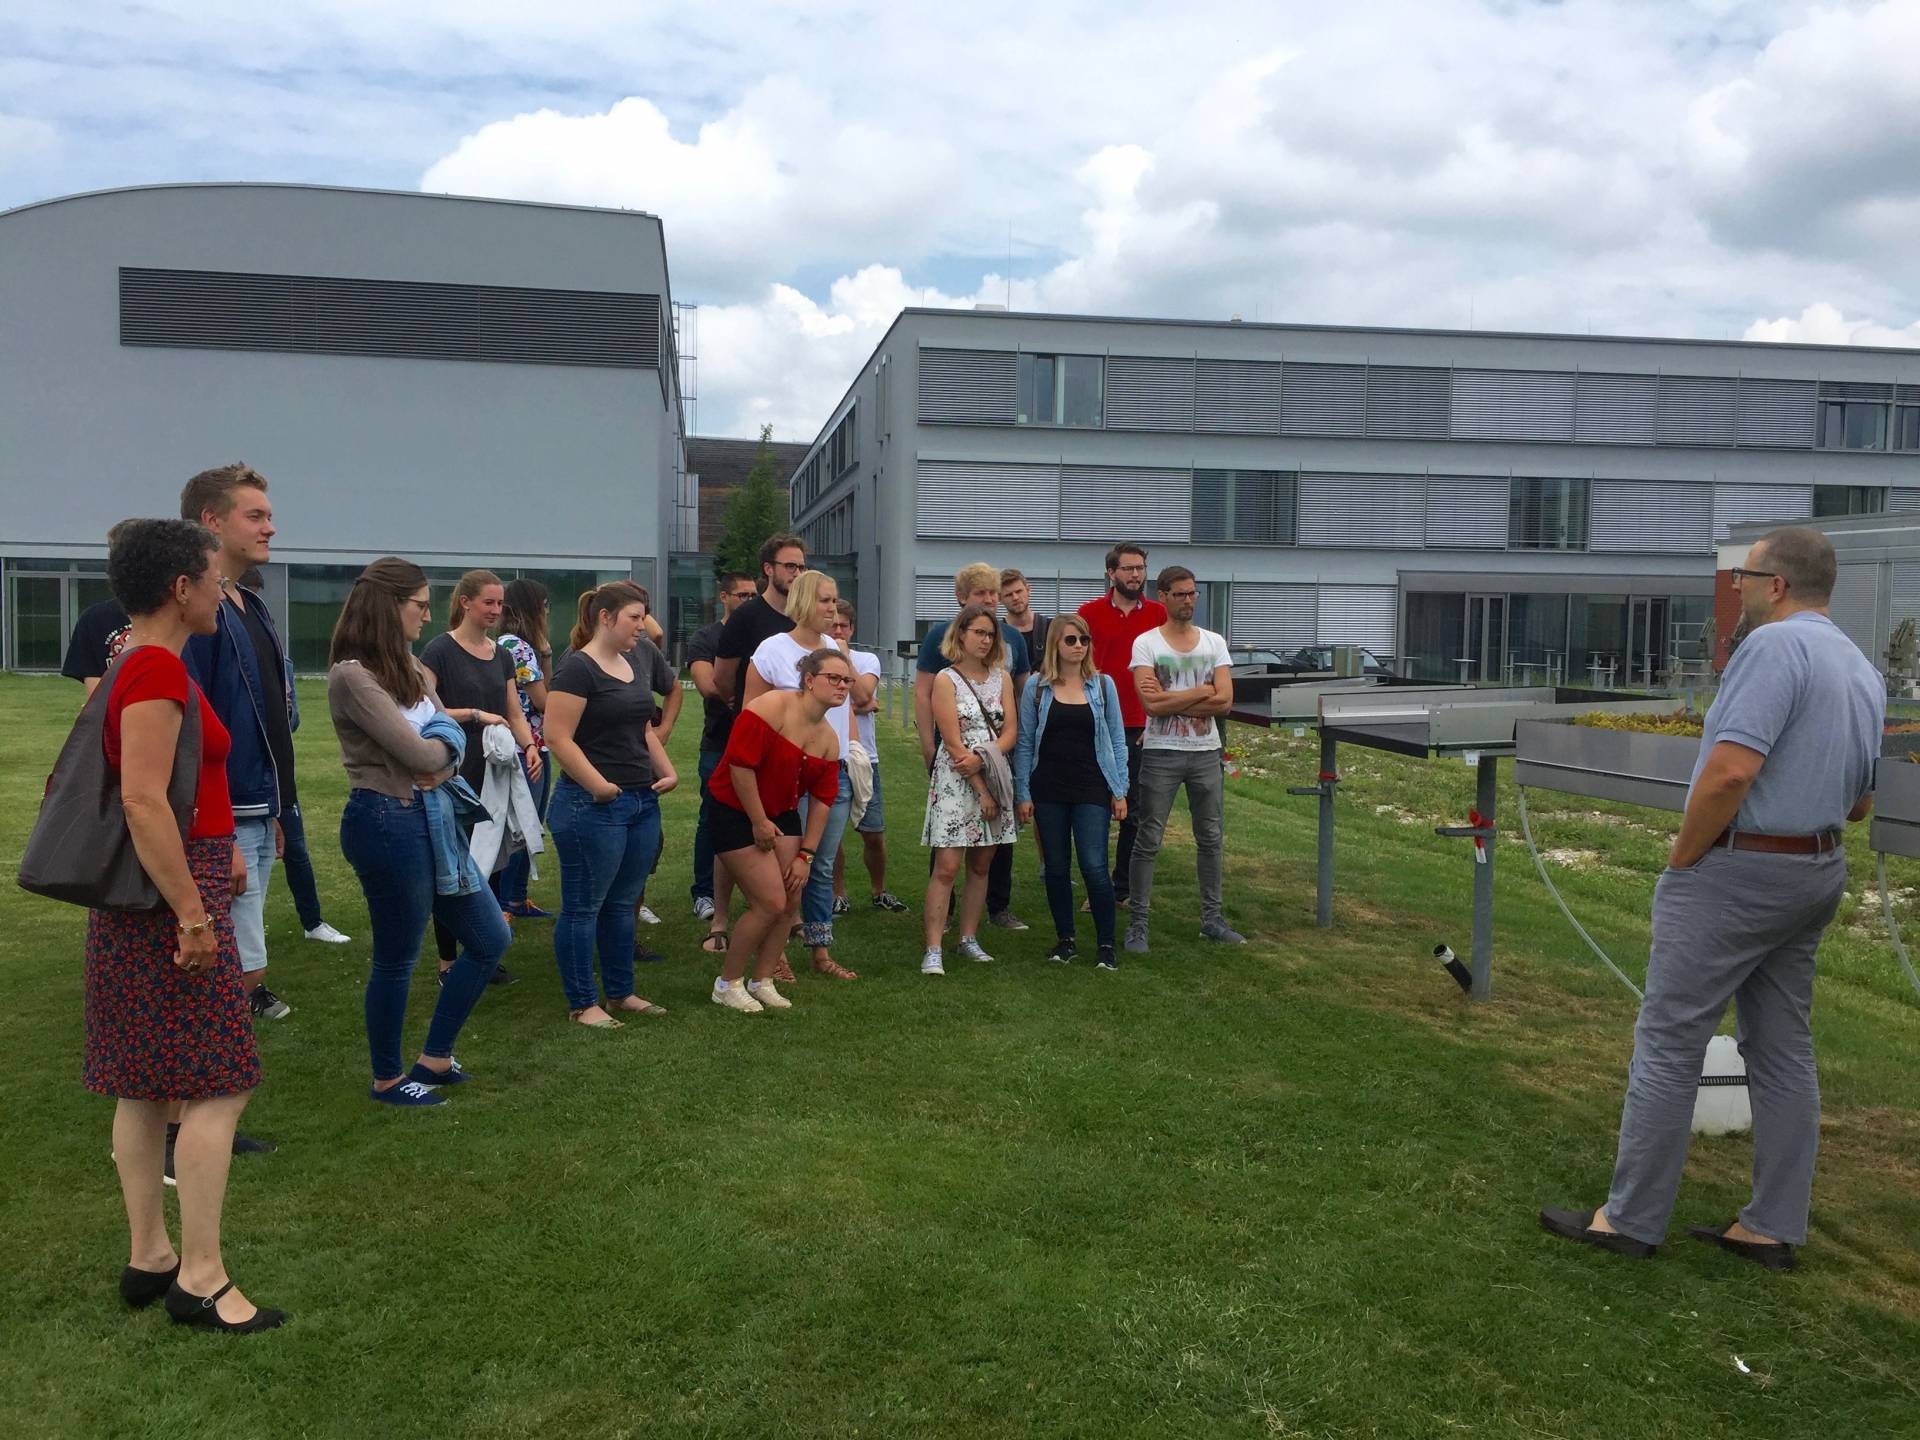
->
xmin=713 ymin=425 xmax=790 ymax=581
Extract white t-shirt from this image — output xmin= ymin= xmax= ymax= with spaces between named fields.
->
xmin=849 ymin=648 xmax=882 ymax=761
xmin=401 ymin=696 xmax=436 ymax=734
xmin=1130 ymin=625 xmax=1230 ymax=751
xmin=752 ymin=632 xmax=852 ymax=754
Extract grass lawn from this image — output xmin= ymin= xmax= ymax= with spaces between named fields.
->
xmin=1 ymin=673 xmax=1917 ymax=1439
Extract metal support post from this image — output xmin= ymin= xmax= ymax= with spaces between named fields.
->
xmin=1287 ymin=734 xmax=1338 ymax=928
xmin=1433 ymin=754 xmax=1499 ymax=1001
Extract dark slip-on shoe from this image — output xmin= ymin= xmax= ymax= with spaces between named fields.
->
xmin=1539 ymin=1206 xmax=1658 ymax=1259
xmin=1686 ymin=1221 xmax=1797 ymax=1272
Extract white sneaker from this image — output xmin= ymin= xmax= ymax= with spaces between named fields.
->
xmin=955 ymin=935 xmax=995 ymax=964
xmin=637 ymin=905 xmax=662 ymax=926
xmin=746 ymin=979 xmax=792 ymax=1009
xmin=711 ymin=978 xmax=764 ymax=1013
xmin=693 ymin=897 xmax=716 ymax=922
xmin=304 ymin=922 xmax=352 ymax=944
xmin=920 ymin=949 xmax=945 ymax=976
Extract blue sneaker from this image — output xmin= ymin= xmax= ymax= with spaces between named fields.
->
xmin=508 ymin=902 xmax=554 ymax=920
xmin=406 ymin=1059 xmax=470 ymax=1088
xmin=371 ymin=1080 xmax=446 ymax=1107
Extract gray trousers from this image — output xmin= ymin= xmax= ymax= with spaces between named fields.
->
xmin=1605 ymin=845 xmax=1844 ymax=1246
xmin=1126 ymin=748 xmax=1225 ymax=930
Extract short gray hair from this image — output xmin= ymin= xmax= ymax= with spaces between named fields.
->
xmin=1758 ymin=526 xmax=1837 ymax=604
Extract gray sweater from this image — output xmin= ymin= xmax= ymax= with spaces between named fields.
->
xmin=327 ymin=659 xmax=454 ymax=800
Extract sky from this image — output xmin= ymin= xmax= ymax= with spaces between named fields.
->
xmin=5 ymin=1 xmax=1920 ymax=443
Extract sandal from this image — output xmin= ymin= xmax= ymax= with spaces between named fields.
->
xmin=771 ymin=956 xmax=797 ymax=984
xmin=812 ymin=956 xmax=859 ymax=981
xmin=610 ymin=996 xmax=668 ymax=1017
xmin=700 ymin=931 xmax=729 ymax=954
xmin=569 ymin=1008 xmax=623 ymax=1029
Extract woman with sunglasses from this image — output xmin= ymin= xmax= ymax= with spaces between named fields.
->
xmin=1013 ymin=616 xmax=1129 ymax=970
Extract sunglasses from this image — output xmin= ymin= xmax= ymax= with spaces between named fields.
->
xmin=1059 ymin=634 xmax=1090 ymax=647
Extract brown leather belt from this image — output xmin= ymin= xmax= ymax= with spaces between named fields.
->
xmin=1710 ymin=829 xmax=1842 ymax=856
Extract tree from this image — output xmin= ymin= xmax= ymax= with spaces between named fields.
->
xmin=713 ymin=425 xmax=791 ymax=581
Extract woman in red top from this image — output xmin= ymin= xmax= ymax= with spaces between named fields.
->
xmin=708 ymin=647 xmax=849 ymax=1012
xmin=88 ymin=519 xmax=284 ymax=1334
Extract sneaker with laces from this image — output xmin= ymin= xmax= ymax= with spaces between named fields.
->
xmin=1046 ymin=938 xmax=1077 ymax=964
xmin=1200 ymin=922 xmax=1247 ymax=945
xmin=832 ymin=895 xmax=851 ymax=917
xmin=1123 ymin=929 xmax=1150 ymax=955
xmin=871 ymin=891 xmax=909 ymax=913
xmin=955 ymin=935 xmax=995 ymax=964
xmin=371 ymin=1080 xmax=446 ymax=1107
xmin=711 ymin=978 xmax=765 ymax=1013
xmin=406 ymin=1058 xmax=469 ymax=1087
xmin=693 ymin=896 xmax=716 ymax=922
xmin=248 ymin=984 xmax=290 ymax=1020
xmin=303 ymin=922 xmax=352 ymax=944
xmin=1096 ymin=945 xmax=1119 ymax=971
xmin=920 ymin=949 xmax=945 ymax=976
xmin=988 ymin=910 xmax=1029 ymax=931
xmin=507 ymin=901 xmax=555 ymax=920
xmin=637 ymin=905 xmax=662 ymax=926
xmin=746 ymin=978 xmax=793 ymax=1009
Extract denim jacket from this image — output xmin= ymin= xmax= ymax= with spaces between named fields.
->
xmin=181 ymin=585 xmax=285 ymax=820
xmin=418 ymin=713 xmax=486 ymax=897
xmin=1013 ymin=672 xmax=1130 ymax=805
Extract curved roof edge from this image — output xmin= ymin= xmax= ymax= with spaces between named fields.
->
xmin=0 ymin=180 xmax=661 ymax=227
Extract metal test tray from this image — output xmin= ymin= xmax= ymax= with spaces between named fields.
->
xmin=1512 ymin=719 xmax=1702 ymax=814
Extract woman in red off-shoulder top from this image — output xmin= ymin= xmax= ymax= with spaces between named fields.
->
xmin=707 ymin=647 xmax=850 ymax=1013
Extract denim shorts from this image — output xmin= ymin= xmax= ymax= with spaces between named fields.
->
xmin=854 ymin=763 xmax=886 ymax=834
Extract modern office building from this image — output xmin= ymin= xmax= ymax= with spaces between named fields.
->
xmin=786 ymin=308 xmax=1920 ymax=684
xmin=0 ymin=182 xmax=687 ymax=671
xmin=1718 ymin=512 xmax=1920 ymax=676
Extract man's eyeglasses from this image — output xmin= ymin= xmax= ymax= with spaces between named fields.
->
xmin=1059 ymin=634 xmax=1090 ymax=647
xmin=1165 ymin=589 xmax=1199 ymax=601
xmin=1729 ymin=567 xmax=1781 ymax=585
xmin=771 ymin=560 xmax=807 ymax=573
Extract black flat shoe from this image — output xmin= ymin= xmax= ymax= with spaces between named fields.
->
xmin=1686 ymin=1220 xmax=1797 ymax=1271
xmin=164 ymin=1280 xmax=289 ymax=1333
xmin=119 ymin=1262 xmax=179 ymax=1308
xmin=1538 ymin=1206 xmax=1657 ymax=1259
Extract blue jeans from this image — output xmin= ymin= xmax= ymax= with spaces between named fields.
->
xmin=278 ymin=801 xmax=324 ymax=932
xmin=1033 ymin=801 xmax=1116 ymax=947
xmin=230 ymin=816 xmax=277 ymax=975
xmin=490 ymin=752 xmax=552 ymax=909
xmin=799 ymin=763 xmax=852 ymax=947
xmin=690 ymin=749 xmax=722 ymax=904
xmin=340 ymin=790 xmax=509 ymax=1082
xmin=547 ymin=777 xmax=662 ymax=1009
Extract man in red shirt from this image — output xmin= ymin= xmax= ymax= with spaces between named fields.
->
xmin=1078 ymin=542 xmax=1167 ymax=906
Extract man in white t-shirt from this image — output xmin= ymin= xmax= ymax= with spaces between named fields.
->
xmin=1124 ymin=565 xmax=1244 ymax=951
xmin=832 ymin=600 xmax=909 ymax=914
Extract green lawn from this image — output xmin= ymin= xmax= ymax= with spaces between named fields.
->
xmin=1 ymin=674 xmax=1916 ymax=1438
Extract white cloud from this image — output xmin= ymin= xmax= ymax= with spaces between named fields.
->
xmin=1743 ymin=301 xmax=1920 ymax=348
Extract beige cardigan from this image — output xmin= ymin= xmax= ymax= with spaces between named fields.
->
xmin=326 ymin=659 xmax=454 ymax=800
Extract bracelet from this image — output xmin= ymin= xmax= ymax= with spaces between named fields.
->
xmin=178 ymin=917 xmax=213 ymax=935
xmin=797 ymin=848 xmax=817 ymax=862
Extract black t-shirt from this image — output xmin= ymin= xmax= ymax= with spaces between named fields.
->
xmin=1008 ymin=614 xmax=1051 ymax=672
xmin=1032 ymin=697 xmax=1107 ymax=806
xmin=62 ymin=598 xmax=132 ymax=683
xmin=420 ymin=632 xmax=515 ymax=787
xmin=237 ymin=595 xmax=297 ymax=809
xmin=716 ymin=594 xmax=796 ymax=710
xmin=550 ymin=644 xmax=675 ymax=788
xmin=687 ymin=619 xmax=734 ymax=754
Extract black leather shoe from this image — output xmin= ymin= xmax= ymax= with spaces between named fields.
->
xmin=164 ymin=1280 xmax=289 ymax=1333
xmin=1687 ymin=1221 xmax=1797 ymax=1271
xmin=119 ymin=1262 xmax=179 ymax=1308
xmin=1538 ymin=1206 xmax=1657 ymax=1259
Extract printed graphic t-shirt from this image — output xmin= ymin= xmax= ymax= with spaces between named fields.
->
xmin=1130 ymin=625 xmax=1230 ymax=751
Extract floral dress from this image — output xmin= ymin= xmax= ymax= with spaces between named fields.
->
xmin=922 ymin=665 xmax=1018 ymax=849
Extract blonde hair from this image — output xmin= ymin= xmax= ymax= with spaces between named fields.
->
xmin=953 ymin=562 xmax=999 ymax=601
xmin=1039 ymin=615 xmax=1097 ymax=686
xmin=784 ymin=569 xmax=837 ymax=627
xmin=940 ymin=603 xmax=1006 ymax=669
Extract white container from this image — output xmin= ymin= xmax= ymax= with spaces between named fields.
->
xmin=1692 ymin=1033 xmax=1752 ymax=1136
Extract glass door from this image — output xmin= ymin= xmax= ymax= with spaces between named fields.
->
xmin=1466 ymin=594 xmax=1507 ymax=683
xmin=1627 ymin=597 xmax=1670 ymax=688
xmin=9 ymin=573 xmax=66 ymax=671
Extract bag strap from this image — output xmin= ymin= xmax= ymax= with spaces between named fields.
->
xmin=944 ymin=666 xmax=1002 ymax=739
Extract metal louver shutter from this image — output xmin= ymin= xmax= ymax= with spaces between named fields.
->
xmin=1423 ymin=475 xmax=1509 ymax=548
xmin=916 ymin=348 xmax=1017 ymax=424
xmin=1195 ymin=359 xmax=1283 ymax=433
xmin=1450 ymin=369 xmax=1575 ymax=442
xmin=1103 ymin=355 xmax=1196 ymax=431
xmin=1735 ymin=378 xmax=1816 ymax=448
xmin=1711 ymin=483 xmax=1813 ymax=540
xmin=1057 ymin=578 xmax=1110 ymax=612
xmin=916 ymin=459 xmax=1059 ymax=538
xmin=1317 ymin=585 xmax=1397 ymax=649
xmin=1827 ymin=564 xmax=1881 ymax=661
xmin=1229 ymin=584 xmax=1318 ymax=648
xmin=1589 ymin=480 xmax=1712 ymax=553
xmin=1281 ymin=362 xmax=1366 ymax=435
xmin=1888 ymin=488 xmax=1920 ymax=513
xmin=1820 ymin=381 xmax=1894 ymax=402
xmin=1059 ymin=466 xmax=1191 ymax=542
xmin=916 ymin=575 xmax=955 ymax=621
xmin=1657 ymin=375 xmax=1738 ymax=446
xmin=1888 ymin=561 xmax=1920 ymax=636
xmin=1192 ymin=470 xmax=1295 ymax=544
xmin=1897 ymin=385 xmax=1920 ymax=404
xmin=1366 ymin=365 xmax=1451 ymax=438
xmin=1298 ymin=473 xmax=1426 ymax=548
xmin=1573 ymin=372 xmax=1657 ymax=444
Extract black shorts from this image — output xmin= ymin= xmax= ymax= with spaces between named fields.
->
xmin=710 ymin=802 xmax=802 ymax=855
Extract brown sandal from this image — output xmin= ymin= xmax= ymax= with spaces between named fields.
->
xmin=700 ymin=931 xmax=729 ymax=954
xmin=771 ymin=956 xmax=797 ymax=984
xmin=812 ymin=956 xmax=858 ymax=981
xmin=569 ymin=1008 xmax=623 ymax=1029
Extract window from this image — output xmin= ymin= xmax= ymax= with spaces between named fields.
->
xmin=826 ymin=405 xmax=858 ymax=476
xmin=1811 ymin=485 xmax=1886 ymax=518
xmin=1191 ymin=469 xmax=1296 ymax=545
xmin=1896 ymin=406 xmax=1920 ymax=451
xmin=1016 ymin=352 xmax=1102 ymax=426
xmin=1820 ymin=401 xmax=1888 ymax=450
xmin=1509 ymin=477 xmax=1589 ymax=550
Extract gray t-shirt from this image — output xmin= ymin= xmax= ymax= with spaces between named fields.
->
xmin=1688 ymin=611 xmax=1883 ymax=834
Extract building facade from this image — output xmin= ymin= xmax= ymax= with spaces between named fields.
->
xmin=0 ymin=182 xmax=687 ymax=671
xmin=1719 ymin=512 xmax=1920 ymax=678
xmin=787 ymin=309 xmax=1920 ymax=685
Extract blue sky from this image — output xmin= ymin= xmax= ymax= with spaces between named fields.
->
xmin=4 ymin=1 xmax=1919 ymax=440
